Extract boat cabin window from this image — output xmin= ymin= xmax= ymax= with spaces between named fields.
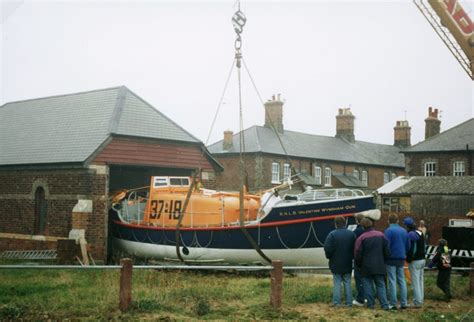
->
xmin=170 ymin=177 xmax=190 ymax=186
xmin=153 ymin=177 xmax=190 ymax=188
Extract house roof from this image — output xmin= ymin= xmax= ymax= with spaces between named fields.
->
xmin=333 ymin=172 xmax=367 ymax=188
xmin=402 ymin=118 xmax=474 ymax=153
xmin=208 ymin=126 xmax=404 ymax=168
xmin=0 ymin=86 xmax=203 ymax=166
xmin=377 ymin=176 xmax=474 ymax=195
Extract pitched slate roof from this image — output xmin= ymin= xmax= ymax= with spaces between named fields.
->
xmin=0 ymin=86 xmax=201 ymax=166
xmin=333 ymin=172 xmax=367 ymax=188
xmin=377 ymin=176 xmax=474 ymax=195
xmin=208 ymin=126 xmax=404 ymax=168
xmin=402 ymin=118 xmax=474 ymax=153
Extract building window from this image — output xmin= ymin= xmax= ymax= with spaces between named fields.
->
xmin=272 ymin=162 xmax=280 ymax=183
xmin=34 ymin=187 xmax=47 ymax=235
xmin=283 ymin=163 xmax=291 ymax=181
xmin=391 ymin=172 xmax=397 ymax=181
xmin=324 ymin=167 xmax=332 ymax=186
xmin=453 ymin=161 xmax=465 ymax=176
xmin=353 ymin=169 xmax=359 ymax=180
xmin=314 ymin=166 xmax=322 ymax=185
xmin=383 ymin=172 xmax=390 ymax=185
xmin=424 ymin=162 xmax=436 ymax=176
xmin=362 ymin=170 xmax=368 ymax=186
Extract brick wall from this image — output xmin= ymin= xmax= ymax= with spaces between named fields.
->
xmin=0 ymin=167 xmax=108 ymax=261
xmin=0 ymin=238 xmax=57 ymax=251
xmin=405 ymin=151 xmax=474 ymax=176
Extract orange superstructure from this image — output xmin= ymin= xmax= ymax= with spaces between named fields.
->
xmin=143 ymin=176 xmax=260 ymax=227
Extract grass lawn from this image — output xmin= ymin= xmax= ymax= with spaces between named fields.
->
xmin=0 ymin=262 xmax=473 ymax=321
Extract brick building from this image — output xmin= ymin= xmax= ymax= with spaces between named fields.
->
xmin=208 ymin=95 xmax=406 ymax=193
xmin=402 ymin=109 xmax=474 ymax=177
xmin=0 ymin=86 xmax=221 ymax=262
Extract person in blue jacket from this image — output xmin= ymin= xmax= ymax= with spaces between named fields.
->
xmin=324 ymin=216 xmax=356 ymax=308
xmin=384 ymin=213 xmax=410 ymax=310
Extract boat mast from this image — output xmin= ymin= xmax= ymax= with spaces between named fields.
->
xmin=232 ymin=2 xmax=272 ymax=264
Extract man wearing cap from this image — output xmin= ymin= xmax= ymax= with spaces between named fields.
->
xmin=404 ymin=217 xmax=426 ymax=308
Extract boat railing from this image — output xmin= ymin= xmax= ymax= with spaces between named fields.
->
xmin=119 ymin=191 xmax=147 ymax=225
xmin=296 ymin=188 xmax=365 ymax=202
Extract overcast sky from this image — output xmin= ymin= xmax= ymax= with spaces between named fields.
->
xmin=1 ymin=0 xmax=473 ymax=147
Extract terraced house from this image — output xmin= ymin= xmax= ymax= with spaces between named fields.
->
xmin=402 ymin=110 xmax=474 ymax=177
xmin=208 ymin=95 xmax=407 ymax=193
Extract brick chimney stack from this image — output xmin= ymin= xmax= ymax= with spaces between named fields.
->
xmin=425 ymin=107 xmax=441 ymax=139
xmin=223 ymin=130 xmax=234 ymax=150
xmin=393 ymin=120 xmax=411 ymax=148
xmin=264 ymin=94 xmax=284 ymax=133
xmin=335 ymin=108 xmax=355 ymax=143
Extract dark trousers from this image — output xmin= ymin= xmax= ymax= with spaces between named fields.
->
xmin=436 ymin=269 xmax=451 ymax=299
xmin=354 ymin=265 xmax=365 ymax=303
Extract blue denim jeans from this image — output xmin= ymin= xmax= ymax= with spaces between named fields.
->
xmin=386 ymin=265 xmax=407 ymax=307
xmin=332 ymin=273 xmax=353 ymax=307
xmin=409 ymin=259 xmax=425 ymax=306
xmin=353 ymin=265 xmax=365 ymax=303
xmin=362 ymin=275 xmax=389 ymax=310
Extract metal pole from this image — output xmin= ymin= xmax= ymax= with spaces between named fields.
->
xmin=119 ymin=258 xmax=133 ymax=312
xmin=270 ymin=260 xmax=283 ymax=309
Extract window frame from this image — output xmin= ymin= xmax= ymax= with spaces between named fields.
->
xmin=353 ymin=169 xmax=359 ymax=180
xmin=324 ymin=167 xmax=332 ymax=186
xmin=283 ymin=163 xmax=291 ymax=181
xmin=383 ymin=172 xmax=390 ymax=185
xmin=314 ymin=165 xmax=322 ymax=185
xmin=391 ymin=172 xmax=397 ymax=181
xmin=361 ymin=170 xmax=368 ymax=186
xmin=424 ymin=162 xmax=436 ymax=176
xmin=271 ymin=162 xmax=281 ymax=184
xmin=453 ymin=161 xmax=465 ymax=176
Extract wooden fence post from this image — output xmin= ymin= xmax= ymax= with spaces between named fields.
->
xmin=119 ymin=258 xmax=133 ymax=312
xmin=470 ymin=262 xmax=474 ymax=297
xmin=270 ymin=260 xmax=283 ymax=309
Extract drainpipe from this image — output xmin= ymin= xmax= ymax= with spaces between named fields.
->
xmin=468 ymin=144 xmax=473 ymax=176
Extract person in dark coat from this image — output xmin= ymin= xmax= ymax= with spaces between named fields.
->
xmin=428 ymin=239 xmax=452 ymax=301
xmin=354 ymin=218 xmax=390 ymax=310
xmin=324 ymin=216 xmax=356 ymax=307
xmin=404 ymin=217 xmax=426 ymax=308
xmin=352 ymin=213 xmax=365 ymax=306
